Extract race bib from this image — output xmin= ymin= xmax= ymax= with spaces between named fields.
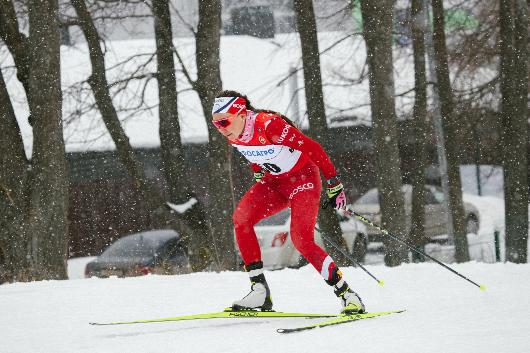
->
xmin=234 ymin=144 xmax=302 ymax=175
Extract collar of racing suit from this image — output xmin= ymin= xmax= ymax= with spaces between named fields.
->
xmin=237 ymin=111 xmax=258 ymax=143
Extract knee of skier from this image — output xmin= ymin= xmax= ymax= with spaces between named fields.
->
xmin=290 ymin=234 xmax=313 ymax=258
xmin=233 ymin=207 xmax=254 ymax=230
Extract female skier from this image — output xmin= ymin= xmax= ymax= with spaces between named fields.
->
xmin=211 ymin=90 xmax=365 ymax=314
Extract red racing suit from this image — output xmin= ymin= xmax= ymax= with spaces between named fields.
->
xmin=231 ymin=111 xmax=338 ymax=282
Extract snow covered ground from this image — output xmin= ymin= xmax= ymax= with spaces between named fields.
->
xmin=2 ymin=262 xmax=529 ymax=353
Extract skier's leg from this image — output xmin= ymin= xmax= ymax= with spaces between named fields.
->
xmin=233 ymin=179 xmax=289 ymax=265
xmin=285 ymin=163 xmax=330 ymax=276
xmin=286 ymin=163 xmax=365 ymax=313
xmin=232 ymin=179 xmax=288 ymax=311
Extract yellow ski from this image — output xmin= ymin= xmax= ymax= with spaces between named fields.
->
xmin=277 ymin=310 xmax=405 ymax=333
xmin=89 ymin=308 xmax=336 ymax=326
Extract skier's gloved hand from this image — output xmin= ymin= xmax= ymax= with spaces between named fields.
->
xmin=254 ymin=169 xmax=265 ymax=183
xmin=325 ymin=176 xmax=347 ymax=209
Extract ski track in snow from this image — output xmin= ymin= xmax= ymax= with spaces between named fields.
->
xmin=1 ymin=263 xmax=529 ymax=353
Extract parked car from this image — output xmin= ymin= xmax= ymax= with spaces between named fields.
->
xmin=255 ymin=208 xmax=368 ymax=270
xmin=351 ymin=184 xmax=480 ymax=247
xmin=85 ymin=229 xmax=189 ymax=278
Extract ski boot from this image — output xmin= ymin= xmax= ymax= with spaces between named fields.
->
xmin=334 ymin=281 xmax=365 ymax=314
xmin=326 ymin=267 xmax=365 ymax=314
xmin=231 ymin=261 xmax=273 ymax=312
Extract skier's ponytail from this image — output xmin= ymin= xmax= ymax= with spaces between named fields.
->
xmin=254 ymin=109 xmax=298 ymax=129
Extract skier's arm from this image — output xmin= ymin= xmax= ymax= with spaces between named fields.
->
xmin=265 ymin=118 xmax=337 ymax=179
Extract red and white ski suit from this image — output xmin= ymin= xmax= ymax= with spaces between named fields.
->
xmin=231 ymin=111 xmax=338 ymax=282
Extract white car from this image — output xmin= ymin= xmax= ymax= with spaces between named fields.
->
xmin=423 ymin=194 xmax=506 ymax=263
xmin=254 ymin=208 xmax=368 ymax=270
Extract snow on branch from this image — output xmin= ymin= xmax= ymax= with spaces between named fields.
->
xmin=166 ymin=198 xmax=197 ymax=214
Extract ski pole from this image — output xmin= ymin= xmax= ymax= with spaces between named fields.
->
xmin=342 ymin=207 xmax=486 ymax=291
xmin=315 ymin=226 xmax=384 ymax=286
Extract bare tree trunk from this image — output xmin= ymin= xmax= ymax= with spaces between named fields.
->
xmin=293 ymin=0 xmax=350 ymax=265
xmin=195 ymin=0 xmax=236 ymax=270
xmin=499 ymin=0 xmax=528 ymax=263
xmin=0 ymin=67 xmax=31 ymax=282
xmin=25 ymin=0 xmax=69 ymax=280
xmin=152 ymin=0 xmax=212 ymax=271
xmin=360 ymin=0 xmax=408 ymax=266
xmin=432 ymin=0 xmax=469 ymax=262
xmin=0 ymin=0 xmax=30 ymax=92
xmin=409 ymin=0 xmax=429 ymax=262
